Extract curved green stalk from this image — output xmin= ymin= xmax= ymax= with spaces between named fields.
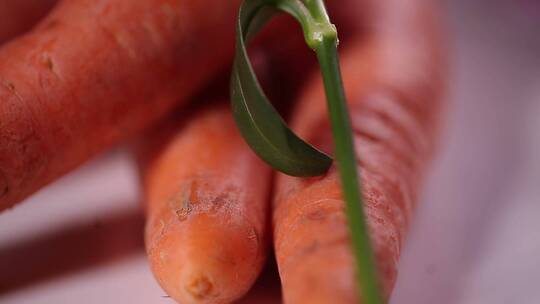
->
xmin=231 ymin=0 xmax=332 ymax=177
xmin=230 ymin=0 xmax=383 ymax=303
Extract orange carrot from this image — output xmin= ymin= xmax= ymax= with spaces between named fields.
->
xmin=273 ymin=0 xmax=446 ymax=302
xmin=0 ymin=0 xmax=241 ymax=210
xmin=136 ymin=20 xmax=319 ymax=302
xmin=139 ymin=104 xmax=272 ymax=303
xmin=0 ymin=0 xmax=57 ymax=44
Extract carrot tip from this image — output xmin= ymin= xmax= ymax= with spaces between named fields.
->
xmin=185 ymin=275 xmax=217 ymax=301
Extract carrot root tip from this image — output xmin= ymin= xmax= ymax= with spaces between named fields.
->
xmin=185 ymin=275 xmax=217 ymax=301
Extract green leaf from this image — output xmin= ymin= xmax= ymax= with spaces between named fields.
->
xmin=230 ymin=0 xmax=332 ymax=177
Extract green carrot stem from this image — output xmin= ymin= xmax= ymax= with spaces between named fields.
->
xmin=230 ymin=1 xmax=384 ymax=302
xmin=314 ymin=32 xmax=383 ymax=304
xmin=276 ymin=0 xmax=384 ymax=302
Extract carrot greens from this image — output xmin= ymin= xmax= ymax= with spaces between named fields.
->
xmin=230 ymin=0 xmax=383 ymax=303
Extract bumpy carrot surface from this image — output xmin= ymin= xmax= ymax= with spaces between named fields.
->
xmin=273 ymin=0 xmax=446 ymax=302
xmin=0 ymin=0 xmax=57 ymax=44
xmin=0 ymin=0 xmax=241 ymax=210
xmin=139 ymin=104 xmax=272 ymax=304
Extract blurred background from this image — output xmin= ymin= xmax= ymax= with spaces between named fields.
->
xmin=393 ymin=1 xmax=540 ymax=303
xmin=0 ymin=0 xmax=539 ymax=303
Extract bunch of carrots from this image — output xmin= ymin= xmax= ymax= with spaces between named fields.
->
xmin=0 ymin=0 xmax=446 ymax=303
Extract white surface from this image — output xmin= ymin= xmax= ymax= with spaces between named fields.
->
xmin=1 ymin=0 xmax=539 ymax=303
xmin=0 ymin=151 xmax=171 ymax=304
xmin=393 ymin=1 xmax=540 ymax=303
xmin=1 ymin=255 xmax=167 ymax=304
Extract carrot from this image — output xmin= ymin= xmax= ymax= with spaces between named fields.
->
xmin=272 ymin=0 xmax=446 ymax=302
xmin=0 ymin=0 xmax=57 ymax=44
xmin=137 ymin=22 xmax=310 ymax=300
xmin=0 ymin=0 xmax=241 ymax=210
xmin=139 ymin=103 xmax=272 ymax=304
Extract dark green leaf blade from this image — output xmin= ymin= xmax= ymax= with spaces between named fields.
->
xmin=230 ymin=0 xmax=332 ymax=177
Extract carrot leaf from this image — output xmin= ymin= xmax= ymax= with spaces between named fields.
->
xmin=231 ymin=0 xmax=332 ymax=177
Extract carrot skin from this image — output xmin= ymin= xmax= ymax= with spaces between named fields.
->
xmin=140 ymin=105 xmax=272 ymax=304
xmin=138 ymin=27 xmax=311 ymax=299
xmin=0 ymin=0 xmax=241 ymax=210
xmin=273 ymin=0 xmax=447 ymax=302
